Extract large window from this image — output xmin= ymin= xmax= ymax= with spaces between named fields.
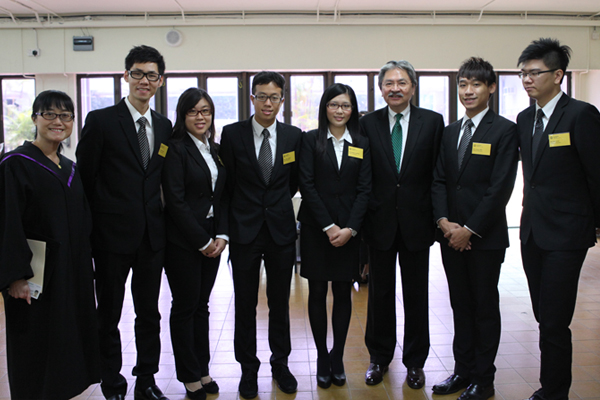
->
xmin=1 ymin=78 xmax=36 ymax=153
xmin=335 ymin=75 xmax=368 ymax=112
xmin=419 ymin=75 xmax=450 ymax=125
xmin=166 ymin=76 xmax=199 ymax=124
xmin=290 ymin=75 xmax=323 ymax=132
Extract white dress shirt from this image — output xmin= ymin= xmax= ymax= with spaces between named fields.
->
xmin=125 ymin=96 xmax=154 ymax=155
xmin=252 ymin=116 xmax=277 ymax=165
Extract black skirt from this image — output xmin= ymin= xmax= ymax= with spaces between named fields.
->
xmin=299 ymin=222 xmax=359 ymax=282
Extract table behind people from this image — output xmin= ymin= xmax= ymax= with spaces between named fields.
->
xmin=297 ymin=83 xmax=371 ymax=390
xmin=360 ymin=60 xmax=444 ymax=389
xmin=516 ymin=38 xmax=600 ymax=400
xmin=0 ymin=90 xmax=100 ymax=400
xmin=162 ymin=87 xmax=228 ymax=399
xmin=219 ymin=71 xmax=302 ymax=399
xmin=76 ymin=45 xmax=173 ymax=400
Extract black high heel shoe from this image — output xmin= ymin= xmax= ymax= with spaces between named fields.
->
xmin=316 ymin=357 xmax=332 ymax=389
xmin=330 ymin=350 xmax=346 ymax=386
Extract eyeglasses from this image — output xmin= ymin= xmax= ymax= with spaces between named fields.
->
xmin=518 ymin=69 xmax=557 ymax=79
xmin=186 ymin=108 xmax=212 ymax=117
xmin=326 ymin=102 xmax=352 ymax=111
xmin=128 ymin=70 xmax=161 ymax=82
xmin=252 ymin=94 xmax=283 ymax=104
xmin=35 ymin=112 xmax=75 ymax=122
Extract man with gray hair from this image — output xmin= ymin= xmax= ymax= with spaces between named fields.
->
xmin=360 ymin=60 xmax=444 ymax=388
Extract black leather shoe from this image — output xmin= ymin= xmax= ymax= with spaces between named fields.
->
xmin=457 ymin=384 xmax=494 ymax=400
xmin=239 ymin=370 xmax=258 ymax=399
xmin=202 ymin=379 xmax=219 ymax=394
xmin=272 ymin=365 xmax=298 ymax=394
xmin=332 ymin=372 xmax=346 ymax=386
xmin=525 ymin=388 xmax=545 ymax=400
xmin=432 ymin=374 xmax=470 ymax=395
xmin=317 ymin=373 xmax=332 ymax=389
xmin=365 ymin=363 xmax=388 ymax=385
xmin=106 ymin=395 xmax=125 ymax=400
xmin=134 ymin=385 xmax=169 ymax=400
xmin=406 ymin=367 xmax=425 ymax=389
xmin=184 ymin=385 xmax=206 ymax=400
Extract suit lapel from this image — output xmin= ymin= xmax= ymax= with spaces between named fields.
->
xmin=447 ymin=121 xmax=461 ymax=174
xmin=400 ymin=106 xmax=422 ymax=179
xmin=117 ymin=100 xmax=145 ymax=169
xmin=520 ymin=105 xmax=536 ymax=178
xmin=241 ymin=118 xmax=264 ymax=185
xmin=458 ymin=110 xmax=494 ymax=177
xmin=183 ymin=134 xmax=213 ymax=191
xmin=326 ymin=138 xmax=340 ymax=173
xmin=375 ymin=107 xmax=398 ymax=176
xmin=271 ymin=121 xmax=289 ymax=183
xmin=532 ymin=95 xmax=569 ymax=173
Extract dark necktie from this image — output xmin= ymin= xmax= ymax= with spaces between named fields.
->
xmin=532 ymin=109 xmax=545 ymax=162
xmin=391 ymin=113 xmax=403 ymax=172
xmin=458 ymin=119 xmax=474 ymax=169
xmin=137 ymin=117 xmax=150 ymax=170
xmin=258 ymin=129 xmax=272 ymax=184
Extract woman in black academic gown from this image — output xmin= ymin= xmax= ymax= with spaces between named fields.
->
xmin=298 ymin=83 xmax=371 ymax=388
xmin=162 ymin=88 xmax=228 ymax=400
xmin=0 ymin=90 xmax=100 ymax=400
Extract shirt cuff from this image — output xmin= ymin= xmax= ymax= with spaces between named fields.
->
xmin=323 ymin=223 xmax=335 ymax=232
xmin=464 ymin=225 xmax=481 ymax=238
xmin=216 ymin=234 xmax=229 ymax=242
xmin=199 ymin=238 xmax=213 ymax=251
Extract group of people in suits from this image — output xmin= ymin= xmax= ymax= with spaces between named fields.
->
xmin=0 ymin=36 xmax=598 ymax=400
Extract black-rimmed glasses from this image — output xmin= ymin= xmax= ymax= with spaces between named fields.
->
xmin=186 ymin=109 xmax=212 ymax=117
xmin=128 ymin=70 xmax=162 ymax=82
xmin=518 ymin=69 xmax=558 ymax=79
xmin=35 ymin=112 xmax=75 ymax=122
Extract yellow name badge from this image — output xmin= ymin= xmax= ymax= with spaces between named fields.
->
xmin=158 ymin=143 xmax=169 ymax=158
xmin=549 ymin=132 xmax=571 ymax=147
xmin=348 ymin=146 xmax=363 ymax=159
xmin=283 ymin=151 xmax=295 ymax=165
xmin=471 ymin=142 xmax=491 ymax=156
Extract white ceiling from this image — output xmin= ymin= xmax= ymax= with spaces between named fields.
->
xmin=1 ymin=0 xmax=599 ymax=16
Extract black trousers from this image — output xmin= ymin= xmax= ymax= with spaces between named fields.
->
xmin=441 ymin=245 xmax=504 ymax=386
xmin=230 ymin=223 xmax=296 ymax=374
xmin=521 ymin=234 xmax=587 ymax=400
xmin=365 ymin=230 xmax=430 ymax=367
xmin=94 ymin=232 xmax=164 ymax=398
xmin=164 ymin=242 xmax=220 ymax=383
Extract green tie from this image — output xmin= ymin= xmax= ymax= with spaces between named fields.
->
xmin=391 ymin=113 xmax=403 ymax=172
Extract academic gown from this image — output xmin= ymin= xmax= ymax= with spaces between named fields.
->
xmin=0 ymin=142 xmax=100 ymax=400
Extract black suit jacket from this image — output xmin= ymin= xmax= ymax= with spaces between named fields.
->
xmin=219 ymin=117 xmax=302 ymax=246
xmin=432 ymin=110 xmax=518 ymax=250
xmin=162 ymin=134 xmax=228 ymax=251
xmin=360 ymin=105 xmax=444 ymax=252
xmin=76 ymin=99 xmax=172 ymax=254
xmin=297 ymin=129 xmax=371 ymax=231
xmin=518 ymin=94 xmax=600 ymax=251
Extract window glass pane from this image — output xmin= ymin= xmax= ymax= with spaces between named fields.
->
xmin=166 ymin=77 xmax=198 ymax=125
xmin=334 ymin=75 xmax=368 ymax=113
xmin=291 ymin=75 xmax=323 ymax=131
xmin=249 ymin=75 xmax=284 ymax=123
xmin=374 ymin=76 xmax=387 ymax=110
xmin=121 ymin=77 xmax=155 ymax=111
xmin=457 ymin=90 xmax=466 ymax=121
xmin=81 ymin=77 xmax=115 ymax=122
xmin=2 ymin=78 xmax=36 ymax=153
xmin=207 ymin=77 xmax=239 ymax=142
xmin=419 ymin=76 xmax=449 ymax=124
xmin=499 ymin=75 xmax=530 ymax=123
xmin=561 ymin=77 xmax=568 ymax=94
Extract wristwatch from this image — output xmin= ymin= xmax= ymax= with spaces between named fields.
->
xmin=348 ymin=228 xmax=358 ymax=237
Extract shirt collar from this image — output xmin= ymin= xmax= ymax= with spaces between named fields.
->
xmin=252 ymin=116 xmax=277 ymax=139
xmin=327 ymin=128 xmax=352 ymax=143
xmin=461 ymin=107 xmax=489 ymax=129
xmin=388 ymin=104 xmax=411 ymax=125
xmin=124 ymin=96 xmax=153 ymax=127
xmin=536 ymin=91 xmax=563 ymax=119
xmin=187 ymin=132 xmax=210 ymax=152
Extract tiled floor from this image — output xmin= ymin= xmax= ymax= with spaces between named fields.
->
xmin=2 ymin=229 xmax=600 ymax=400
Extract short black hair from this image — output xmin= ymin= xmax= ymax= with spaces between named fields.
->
xmin=457 ymin=57 xmax=496 ymax=86
xmin=252 ymin=71 xmax=285 ymax=96
xmin=517 ymin=38 xmax=571 ymax=82
xmin=31 ymin=90 xmax=74 ymax=117
xmin=125 ymin=45 xmax=166 ymax=75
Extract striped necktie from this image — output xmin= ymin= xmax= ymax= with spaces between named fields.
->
xmin=258 ymin=128 xmax=272 ymax=184
xmin=458 ymin=119 xmax=474 ymax=169
xmin=137 ymin=116 xmax=150 ymax=170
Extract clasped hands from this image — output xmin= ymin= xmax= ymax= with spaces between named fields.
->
xmin=438 ymin=218 xmax=472 ymax=252
xmin=201 ymin=238 xmax=227 ymax=258
xmin=325 ymin=225 xmax=352 ymax=247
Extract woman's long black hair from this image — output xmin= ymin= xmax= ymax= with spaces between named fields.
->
xmin=315 ymin=83 xmax=361 ymax=155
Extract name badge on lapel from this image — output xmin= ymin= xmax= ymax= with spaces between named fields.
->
xmin=348 ymin=146 xmax=363 ymax=159
xmin=283 ymin=151 xmax=295 ymax=165
xmin=158 ymin=143 xmax=169 ymax=157
xmin=549 ymin=132 xmax=570 ymax=147
xmin=472 ymin=143 xmax=491 ymax=156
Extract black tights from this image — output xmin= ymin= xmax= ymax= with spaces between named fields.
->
xmin=307 ymin=280 xmax=352 ymax=374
